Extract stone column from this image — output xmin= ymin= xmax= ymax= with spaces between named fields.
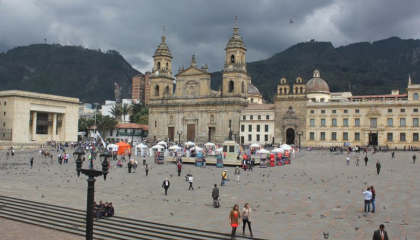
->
xmin=31 ymin=111 xmax=37 ymax=141
xmin=52 ymin=113 xmax=57 ymax=141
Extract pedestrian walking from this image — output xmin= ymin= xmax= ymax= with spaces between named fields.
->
xmin=143 ymin=154 xmax=146 ymax=165
xmin=412 ymin=154 xmax=416 ymax=163
xmin=145 ymin=164 xmax=149 ymax=176
xmin=162 ymin=178 xmax=170 ymax=195
xmin=188 ymin=174 xmax=194 ymax=190
xmin=362 ymin=187 xmax=372 ymax=214
xmin=212 ymin=184 xmax=220 ymax=208
xmin=234 ymin=166 xmax=240 ymax=182
xmin=30 ymin=157 xmax=34 ymax=168
xmin=364 ymin=155 xmax=369 ymax=166
xmin=372 ymin=224 xmax=389 ymax=240
xmin=376 ymin=160 xmax=381 ymax=175
xmin=242 ymin=203 xmax=253 ymax=237
xmin=229 ymin=204 xmax=241 ymax=240
xmin=127 ymin=160 xmax=133 ymax=173
xmin=132 ymin=160 xmax=138 ymax=173
xmin=356 ymin=157 xmax=359 ymax=166
xmin=177 ymin=162 xmax=182 ymax=176
xmin=371 ymin=185 xmax=376 ymax=213
xmin=346 ymin=155 xmax=350 ymax=165
xmin=391 ymin=151 xmax=395 ymax=158
xmin=221 ymin=170 xmax=227 ymax=186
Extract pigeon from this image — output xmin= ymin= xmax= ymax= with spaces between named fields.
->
xmin=41 ymin=194 xmax=44 ymax=198
xmin=170 ymin=174 xmax=173 ymax=178
xmin=383 ymin=206 xmax=386 ymax=210
xmin=355 ymin=226 xmax=360 ymax=230
xmin=170 ymin=212 xmax=174 ymax=215
xmin=323 ymin=232 xmax=329 ymax=239
xmin=320 ymin=214 xmax=326 ymax=218
xmin=358 ymin=215 xmax=361 ymax=219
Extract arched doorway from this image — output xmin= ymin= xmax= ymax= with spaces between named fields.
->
xmin=286 ymin=128 xmax=295 ymax=145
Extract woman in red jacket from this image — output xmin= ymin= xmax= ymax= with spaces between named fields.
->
xmin=229 ymin=204 xmax=241 ymax=239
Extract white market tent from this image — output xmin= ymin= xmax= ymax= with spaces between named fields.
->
xmin=151 ymin=145 xmax=164 ymax=150
xmin=184 ymin=141 xmax=195 ymax=146
xmin=249 ymin=143 xmax=261 ymax=148
xmin=158 ymin=141 xmax=167 ymax=146
xmin=257 ymin=149 xmax=270 ymax=154
xmin=135 ymin=143 xmax=148 ymax=155
xmin=204 ymin=142 xmax=215 ymax=147
xmin=169 ymin=145 xmax=182 ymax=150
xmin=215 ymin=148 xmax=223 ymax=153
xmin=191 ymin=146 xmax=204 ymax=152
xmin=271 ymin=148 xmax=285 ymax=153
xmin=107 ymin=144 xmax=119 ymax=152
xmin=280 ymin=144 xmax=292 ymax=151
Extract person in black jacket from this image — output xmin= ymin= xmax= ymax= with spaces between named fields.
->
xmin=376 ymin=160 xmax=381 ymax=175
xmin=162 ymin=178 xmax=170 ymax=196
xmin=212 ymin=184 xmax=220 ymax=208
xmin=372 ymin=224 xmax=389 ymax=240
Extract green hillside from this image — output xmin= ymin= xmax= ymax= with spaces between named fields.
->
xmin=0 ymin=44 xmax=139 ymax=103
xmin=211 ymin=37 xmax=420 ymax=102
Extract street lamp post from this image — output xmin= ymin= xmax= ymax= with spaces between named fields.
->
xmin=297 ymin=131 xmax=303 ymax=149
xmin=74 ymin=147 xmax=111 ymax=240
xmin=177 ymin=131 xmax=183 ymax=145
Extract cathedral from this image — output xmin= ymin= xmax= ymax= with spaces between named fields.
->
xmin=147 ymin=22 xmax=261 ymax=143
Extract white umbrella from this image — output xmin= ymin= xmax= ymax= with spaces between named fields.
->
xmin=271 ymin=148 xmax=285 ymax=153
xmin=215 ymin=148 xmax=223 ymax=152
xmin=158 ymin=141 xmax=167 ymax=146
xmin=192 ymin=147 xmax=204 ymax=152
xmin=250 ymin=143 xmax=261 ymax=148
xmin=280 ymin=144 xmax=292 ymax=150
xmin=135 ymin=143 xmax=148 ymax=149
xmin=204 ymin=142 xmax=215 ymax=147
xmin=107 ymin=144 xmax=119 ymax=151
xmin=184 ymin=141 xmax=195 ymax=146
xmin=152 ymin=145 xmax=164 ymax=149
xmin=169 ymin=145 xmax=181 ymax=150
xmin=257 ymin=149 xmax=270 ymax=154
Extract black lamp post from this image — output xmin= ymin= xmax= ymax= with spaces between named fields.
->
xmin=74 ymin=147 xmax=111 ymax=240
xmin=297 ymin=131 xmax=303 ymax=149
xmin=130 ymin=128 xmax=135 ymax=147
xmin=177 ymin=131 xmax=182 ymax=145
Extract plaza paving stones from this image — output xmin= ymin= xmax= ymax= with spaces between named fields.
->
xmin=0 ymin=148 xmax=419 ymax=239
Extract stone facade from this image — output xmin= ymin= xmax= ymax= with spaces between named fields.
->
xmin=0 ymin=90 xmax=79 ymax=143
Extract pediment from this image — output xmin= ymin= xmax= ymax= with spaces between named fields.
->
xmin=177 ymin=67 xmax=209 ymax=76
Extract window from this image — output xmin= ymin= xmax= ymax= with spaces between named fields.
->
xmin=370 ymin=118 xmax=377 ymax=128
xmin=320 ymin=132 xmax=326 ymax=140
xmin=229 ymin=120 xmax=232 ymax=128
xmin=250 ymin=98 xmax=254 ymax=103
xmin=355 ymin=132 xmax=360 ymax=141
xmin=414 ymin=133 xmax=419 ymax=141
xmin=109 ymin=130 xmax=113 ymax=137
xmin=387 ymin=133 xmax=393 ymax=141
xmin=264 ymin=135 xmax=268 ymax=141
xmin=344 ymin=110 xmax=348 ymax=113
xmin=231 ymin=54 xmax=235 ymax=63
xmin=414 ymin=109 xmax=419 ymax=113
xmin=310 ymin=110 xmax=314 ymax=114
xmin=310 ymin=132 xmax=315 ymax=140
xmin=3 ymin=102 xmax=6 ymax=106
xmin=321 ymin=110 xmax=325 ymax=114
xmin=258 ymin=115 xmax=261 ymax=120
xmin=355 ymin=109 xmax=360 ymax=113
xmin=401 ymin=109 xmax=405 ymax=113
xmin=36 ymin=113 xmax=49 ymax=135
xmin=3 ymin=112 xmax=5 ymax=116
xmin=414 ymin=93 xmax=419 ymax=100
xmin=332 ymin=110 xmax=336 ymax=113
xmin=332 ymin=132 xmax=337 ymax=140
xmin=228 ymin=81 xmax=234 ymax=92
xmin=387 ymin=118 xmax=393 ymax=126
xmin=266 ymin=115 xmax=269 ymax=120
xmin=241 ymin=81 xmax=245 ymax=93
xmin=343 ymin=132 xmax=348 ymax=140
xmin=241 ymin=125 xmax=244 ymax=132
xmin=321 ymin=119 xmax=326 ymax=127
xmin=164 ymin=86 xmax=169 ymax=95
xmin=355 ymin=118 xmax=360 ymax=126
xmin=256 ymin=125 xmax=260 ymax=132
xmin=388 ymin=109 xmax=392 ymax=113
xmin=265 ymin=125 xmax=269 ymax=132
xmin=155 ymin=121 xmax=157 ymax=127
xmin=242 ymin=115 xmax=246 ymax=120
xmin=248 ymin=134 xmax=252 ymax=141
xmin=400 ymin=118 xmax=406 ymax=126
xmin=414 ymin=118 xmax=419 ymax=126
xmin=343 ymin=118 xmax=348 ymax=127
xmin=157 ymin=62 xmax=161 ymax=69
xmin=154 ymin=85 xmax=159 ymax=96
xmin=332 ymin=118 xmax=337 ymax=126
xmin=256 ymin=135 xmax=260 ymax=141
xmin=248 ymin=125 xmax=252 ymax=132
xmin=310 ymin=119 xmax=315 ymax=126
xmin=400 ymin=133 xmax=406 ymax=141
xmin=250 ymin=115 xmax=253 ymax=120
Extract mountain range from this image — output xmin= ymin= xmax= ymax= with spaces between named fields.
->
xmin=1 ymin=37 xmax=420 ymax=104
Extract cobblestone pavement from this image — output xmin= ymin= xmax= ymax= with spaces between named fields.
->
xmin=0 ymin=148 xmax=419 ymax=240
xmin=0 ymin=217 xmax=83 ymax=240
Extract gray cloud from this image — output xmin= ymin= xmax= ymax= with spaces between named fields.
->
xmin=0 ymin=0 xmax=419 ymax=73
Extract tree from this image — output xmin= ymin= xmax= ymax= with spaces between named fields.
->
xmin=121 ymin=103 xmax=133 ymax=123
xmin=96 ymin=114 xmax=117 ymax=139
xmin=109 ymin=105 xmax=122 ymax=121
xmin=132 ymin=106 xmax=149 ymax=125
xmin=78 ymin=117 xmax=94 ymax=133
xmin=137 ymin=115 xmax=149 ymax=125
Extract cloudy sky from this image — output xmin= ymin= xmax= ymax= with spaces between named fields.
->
xmin=1 ymin=0 xmax=420 ymax=73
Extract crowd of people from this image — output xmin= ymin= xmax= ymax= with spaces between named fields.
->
xmin=93 ymin=200 xmax=114 ymax=219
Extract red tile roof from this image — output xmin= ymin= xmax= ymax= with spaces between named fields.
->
xmin=117 ymin=123 xmax=148 ymax=130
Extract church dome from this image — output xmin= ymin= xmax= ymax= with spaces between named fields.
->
xmin=225 ymin=23 xmax=246 ymax=50
xmin=247 ymin=82 xmax=260 ymax=95
xmin=306 ymin=70 xmax=330 ymax=93
xmin=154 ymin=35 xmax=172 ymax=58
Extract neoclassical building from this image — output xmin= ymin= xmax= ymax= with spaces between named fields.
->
xmin=274 ymin=70 xmax=420 ymax=148
xmin=148 ymin=22 xmax=262 ymax=143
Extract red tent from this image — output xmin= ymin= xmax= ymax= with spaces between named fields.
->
xmin=116 ymin=141 xmax=132 ymax=155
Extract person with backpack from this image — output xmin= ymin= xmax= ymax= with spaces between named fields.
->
xmin=413 ymin=154 xmax=417 ymax=163
xmin=177 ymin=162 xmax=182 ymax=176
xmin=221 ymin=170 xmax=227 ymax=186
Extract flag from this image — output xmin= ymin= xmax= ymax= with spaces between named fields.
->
xmin=95 ymin=131 xmax=106 ymax=148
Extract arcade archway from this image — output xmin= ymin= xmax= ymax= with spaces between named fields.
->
xmin=286 ymin=128 xmax=295 ymax=145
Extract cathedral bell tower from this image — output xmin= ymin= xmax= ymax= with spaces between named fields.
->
xmin=150 ymin=27 xmax=175 ymax=99
xmin=222 ymin=18 xmax=248 ymax=97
